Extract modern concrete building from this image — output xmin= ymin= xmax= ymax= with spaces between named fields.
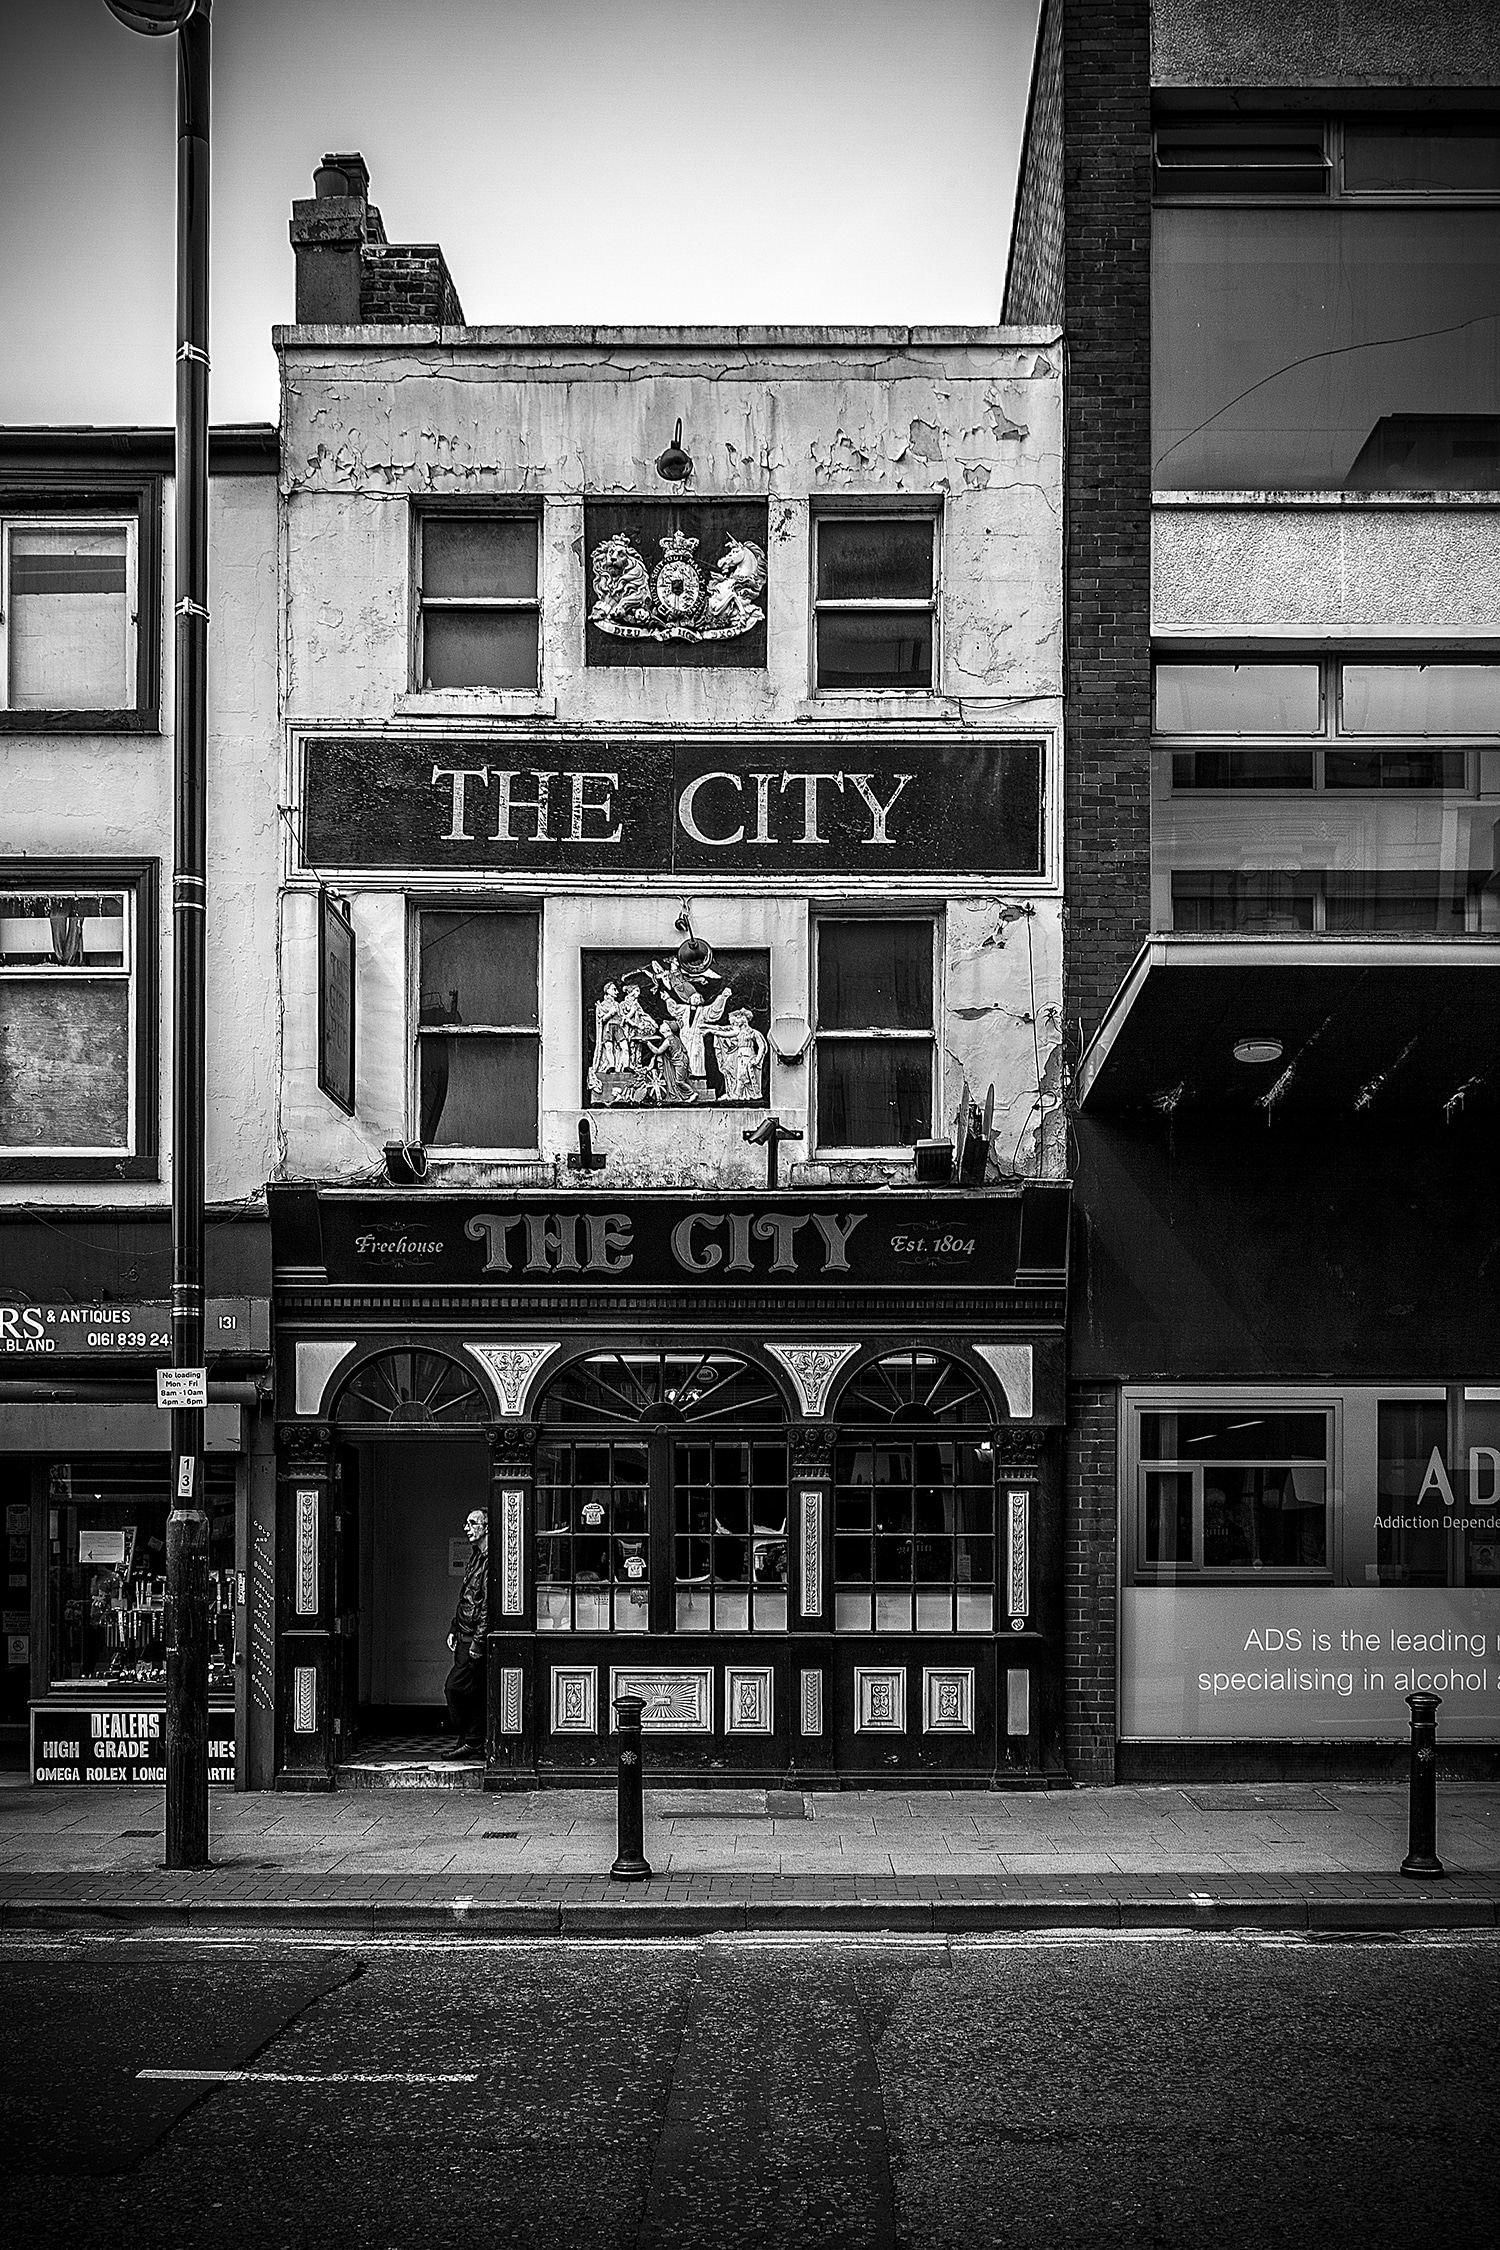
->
xmin=1006 ymin=0 xmax=1500 ymax=1780
xmin=265 ymin=157 xmax=1071 ymax=1790
xmin=0 ymin=424 xmax=280 ymax=1785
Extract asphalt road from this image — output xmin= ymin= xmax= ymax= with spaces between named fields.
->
xmin=2 ymin=1931 xmax=1495 ymax=2250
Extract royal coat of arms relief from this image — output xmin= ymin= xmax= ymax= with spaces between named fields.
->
xmin=589 ymin=527 xmax=767 ymax=643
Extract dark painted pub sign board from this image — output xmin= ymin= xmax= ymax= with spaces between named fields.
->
xmin=300 ymin=731 xmax=1044 ymax=877
xmin=275 ymin=1187 xmax=1071 ymax=1295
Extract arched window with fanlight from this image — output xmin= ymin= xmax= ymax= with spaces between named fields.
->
xmin=831 ymin=1349 xmax=999 ymax=1634
xmin=535 ymin=1350 xmax=789 ymax=1635
xmin=331 ymin=1349 xmax=490 ymax=1431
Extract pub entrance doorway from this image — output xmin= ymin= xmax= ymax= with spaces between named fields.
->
xmin=332 ymin=1352 xmax=492 ymax=1766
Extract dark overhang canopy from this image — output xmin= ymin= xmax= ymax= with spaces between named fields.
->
xmin=1076 ymin=936 xmax=1500 ymax=1118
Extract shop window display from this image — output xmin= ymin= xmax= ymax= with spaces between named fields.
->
xmin=535 ymin=1351 xmax=786 ymax=1634
xmin=47 ymin=1458 xmax=235 ymax=1690
xmin=832 ymin=1351 xmax=998 ymax=1633
xmin=1137 ymin=1410 xmax=1331 ymax=1577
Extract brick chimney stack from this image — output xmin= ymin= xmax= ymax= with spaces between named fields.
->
xmin=289 ymin=153 xmax=464 ymax=326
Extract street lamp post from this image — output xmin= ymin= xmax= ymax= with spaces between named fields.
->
xmin=105 ymin=0 xmax=212 ymax=1869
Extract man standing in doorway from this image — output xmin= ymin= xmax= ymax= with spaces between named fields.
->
xmin=444 ymin=1507 xmax=488 ymax=1758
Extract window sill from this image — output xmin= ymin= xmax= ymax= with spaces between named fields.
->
xmin=0 ymin=708 xmax=157 ymax=735
xmin=395 ymin=689 xmax=556 ymax=721
xmin=804 ymin=691 xmax=959 ymax=720
xmin=0 ymin=1154 xmax=158 ymax=1184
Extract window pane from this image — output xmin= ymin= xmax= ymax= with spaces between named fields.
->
xmin=1341 ymin=663 xmax=1500 ymax=735
xmin=817 ymin=1039 xmax=933 ymax=1147
xmin=1202 ymin=1467 xmax=1327 ymax=1568
xmin=421 ymin=609 xmax=538 ymax=690
xmin=816 ymin=611 xmax=932 ymax=690
xmin=1324 ymin=750 xmax=1466 ymax=790
xmin=1171 ymin=871 xmax=1317 ymax=934
xmin=1143 ymin=1411 xmax=1327 ymax=1461
xmin=818 ymin=921 xmax=933 ymax=1030
xmin=0 ymin=982 xmax=130 ymax=1148
xmin=1343 ymin=124 xmax=1500 ymax=195
xmin=1324 ymin=875 xmax=1470 ymax=935
xmin=1153 ymin=206 xmax=1500 ymax=489
xmin=8 ymin=525 xmax=131 ymax=709
xmin=1154 ymin=663 xmax=1321 ymax=735
xmin=422 ymin=517 xmax=536 ymax=599
xmin=817 ymin=518 xmax=933 ymax=601
xmin=0 ymin=893 xmax=125 ymax=967
xmin=1377 ymin=1400 xmax=1450 ymax=1587
xmin=419 ymin=912 xmax=538 ymax=1028
xmin=1170 ymin=750 xmax=1316 ymax=789
xmin=418 ymin=1032 xmax=538 ymax=1147
xmin=1155 ymin=120 xmax=1329 ymax=199
xmin=1143 ymin=1470 xmax=1194 ymax=1564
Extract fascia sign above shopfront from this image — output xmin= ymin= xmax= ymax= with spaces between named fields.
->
xmin=299 ymin=1191 xmax=1070 ymax=1292
xmin=298 ymin=732 xmax=1046 ymax=877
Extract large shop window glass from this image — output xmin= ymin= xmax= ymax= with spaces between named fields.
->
xmin=416 ymin=907 xmax=540 ymax=1150
xmin=1153 ymin=658 xmax=1500 ymax=936
xmin=1137 ymin=1410 xmax=1331 ymax=1576
xmin=833 ymin=1351 xmax=998 ymax=1633
xmin=1152 ymin=116 xmax=1500 ymax=490
xmin=815 ymin=919 xmax=936 ymax=1150
xmin=535 ymin=1352 xmax=787 ymax=1634
xmin=48 ymin=1459 xmax=235 ymax=1690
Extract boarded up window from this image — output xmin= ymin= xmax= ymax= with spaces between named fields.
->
xmin=0 ymin=889 xmax=133 ymax=1152
xmin=4 ymin=523 xmax=135 ymax=710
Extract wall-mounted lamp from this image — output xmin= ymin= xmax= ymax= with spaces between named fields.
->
xmin=383 ymin=1140 xmax=429 ymax=1185
xmin=655 ymin=418 xmax=693 ymax=482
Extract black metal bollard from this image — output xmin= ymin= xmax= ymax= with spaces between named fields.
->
xmin=1399 ymin=1691 xmax=1445 ymax=1880
xmin=610 ymin=1694 xmax=652 ymax=1882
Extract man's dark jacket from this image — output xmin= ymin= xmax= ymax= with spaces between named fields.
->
xmin=452 ymin=1544 xmax=488 ymax=1653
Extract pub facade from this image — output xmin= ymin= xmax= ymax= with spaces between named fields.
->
xmin=262 ymin=156 xmax=1068 ymax=1788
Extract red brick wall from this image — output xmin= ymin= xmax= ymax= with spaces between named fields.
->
xmin=1003 ymin=0 xmax=1064 ymax=326
xmin=1060 ymin=0 xmax=1153 ymax=1046
xmin=1064 ymin=1380 xmax=1118 ymax=1783
xmin=360 ymin=245 xmax=464 ymax=326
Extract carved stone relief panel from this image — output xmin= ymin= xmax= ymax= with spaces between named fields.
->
xmin=610 ymin=1666 xmax=714 ymax=1734
xmin=800 ymin=1668 xmax=824 ymax=1738
xmin=499 ymin=1667 xmax=524 ymax=1736
xmin=854 ymin=1666 xmax=906 ymax=1735
xmin=725 ymin=1667 xmax=774 ymax=1735
xmin=767 ymin=1341 xmax=859 ymax=1418
xmin=583 ymin=939 xmax=769 ymax=1109
xmin=551 ymin=1665 xmax=597 ymax=1735
xmin=585 ymin=500 xmax=769 ymax=668
xmin=922 ymin=1666 xmax=976 ymax=1735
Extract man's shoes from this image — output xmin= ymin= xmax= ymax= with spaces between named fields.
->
xmin=440 ymin=1742 xmax=476 ymax=1761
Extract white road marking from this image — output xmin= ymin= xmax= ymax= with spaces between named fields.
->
xmin=137 ymin=2068 xmax=477 ymax=2084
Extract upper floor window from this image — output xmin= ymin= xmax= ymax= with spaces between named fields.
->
xmin=1152 ymin=656 xmax=1500 ymax=936
xmin=415 ymin=906 xmax=539 ymax=1151
xmin=814 ymin=918 xmax=936 ymax=1151
xmin=1152 ymin=113 xmax=1500 ymax=490
xmin=1 ymin=509 xmax=149 ymax=722
xmin=414 ymin=512 xmax=539 ymax=691
xmin=0 ymin=863 xmax=157 ymax=1178
xmin=814 ymin=514 xmax=936 ymax=690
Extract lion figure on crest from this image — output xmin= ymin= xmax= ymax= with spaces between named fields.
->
xmin=589 ymin=535 xmax=655 ymax=628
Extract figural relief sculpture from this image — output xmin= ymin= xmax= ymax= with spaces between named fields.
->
xmin=583 ymin=912 xmax=769 ymax=1109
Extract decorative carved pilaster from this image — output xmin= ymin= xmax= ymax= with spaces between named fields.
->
xmin=790 ymin=1422 xmax=836 ymax=1479
xmin=489 ymin=1422 xmax=537 ymax=1476
xmin=993 ymin=1426 xmax=1047 ymax=1469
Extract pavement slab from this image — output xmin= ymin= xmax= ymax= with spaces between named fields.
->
xmin=1 ymin=1778 xmax=1497 ymax=1932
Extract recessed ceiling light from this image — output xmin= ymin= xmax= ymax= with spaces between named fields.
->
xmin=1233 ymin=1036 xmax=1283 ymax=1066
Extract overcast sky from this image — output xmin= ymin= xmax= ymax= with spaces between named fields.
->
xmin=0 ymin=0 xmax=1038 ymax=430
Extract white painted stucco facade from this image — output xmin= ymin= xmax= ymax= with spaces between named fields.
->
xmin=0 ymin=464 xmax=280 ymax=1208
xmin=274 ymin=327 xmax=1065 ymax=1191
